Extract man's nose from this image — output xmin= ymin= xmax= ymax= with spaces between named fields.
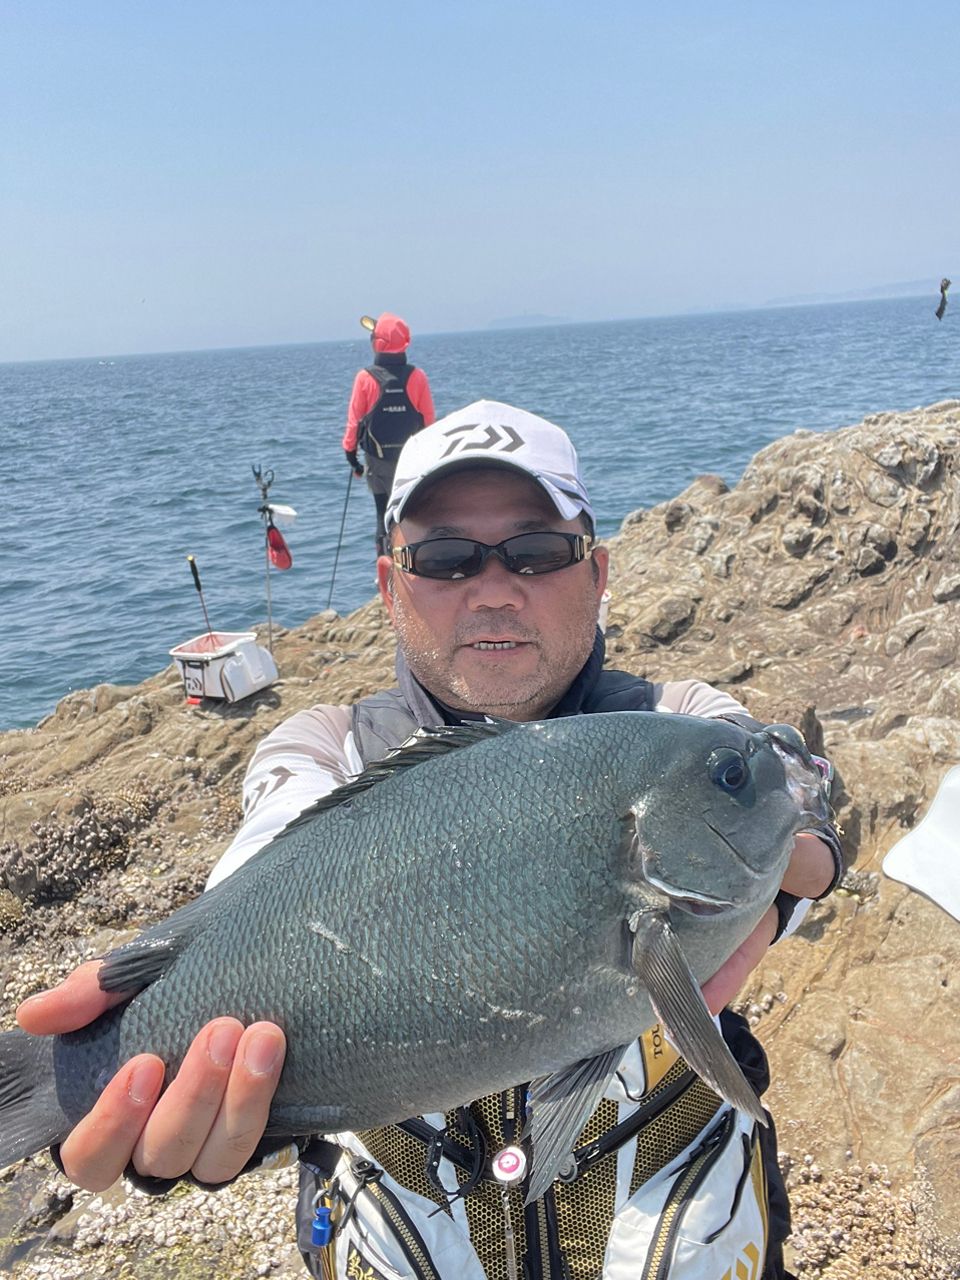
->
xmin=464 ymin=555 xmax=526 ymax=608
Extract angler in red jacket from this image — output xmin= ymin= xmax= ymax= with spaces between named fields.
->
xmin=342 ymin=312 xmax=436 ymax=555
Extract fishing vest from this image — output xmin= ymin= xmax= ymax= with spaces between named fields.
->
xmin=357 ymin=363 xmax=425 ymax=458
xmin=296 ymin=675 xmax=788 ymax=1280
xmin=349 ymin=669 xmax=656 ymax=765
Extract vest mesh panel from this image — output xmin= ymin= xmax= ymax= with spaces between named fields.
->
xmin=551 ymin=1099 xmax=620 ymax=1280
xmin=629 ymin=1068 xmax=724 ymax=1195
xmin=355 ymin=1124 xmax=452 ymax=1211
xmin=357 ymin=1061 xmax=723 ymax=1280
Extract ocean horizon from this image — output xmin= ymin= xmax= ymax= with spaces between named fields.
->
xmin=1 ymin=286 xmax=940 ymax=368
xmin=1 ymin=294 xmax=955 ymax=731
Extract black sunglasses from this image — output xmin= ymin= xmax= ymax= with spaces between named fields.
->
xmin=392 ymin=531 xmax=594 ymax=580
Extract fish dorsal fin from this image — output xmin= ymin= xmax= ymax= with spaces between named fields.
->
xmin=98 ymin=885 xmax=228 ymax=993
xmin=277 ymin=721 xmax=515 ymax=837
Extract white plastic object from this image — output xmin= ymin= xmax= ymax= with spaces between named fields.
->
xmin=266 ymin=503 xmax=298 ymax=526
xmin=169 ymin=631 xmax=278 ymax=702
xmin=883 ymin=765 xmax=960 ymax=923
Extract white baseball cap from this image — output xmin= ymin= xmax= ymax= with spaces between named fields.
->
xmin=385 ymin=400 xmax=595 ymax=531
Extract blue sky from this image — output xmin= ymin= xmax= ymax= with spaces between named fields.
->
xmin=2 ymin=1 xmax=956 ymax=361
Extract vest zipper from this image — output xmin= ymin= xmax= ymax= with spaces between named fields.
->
xmin=544 ymin=1187 xmax=571 ymax=1280
xmin=360 ymin=1177 xmax=441 ymax=1280
xmin=522 ymin=1196 xmax=549 ymax=1280
xmin=639 ymin=1110 xmax=736 ymax=1280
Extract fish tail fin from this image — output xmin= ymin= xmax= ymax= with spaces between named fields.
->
xmin=0 ymin=1029 xmax=69 ymax=1168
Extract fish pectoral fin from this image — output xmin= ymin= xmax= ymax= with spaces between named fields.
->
xmin=520 ymin=1045 xmax=627 ymax=1204
xmin=630 ymin=912 xmax=766 ymax=1128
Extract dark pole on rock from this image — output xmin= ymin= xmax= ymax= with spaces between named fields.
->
xmin=187 ymin=556 xmax=217 ymax=647
xmin=326 ymin=470 xmax=353 ymax=612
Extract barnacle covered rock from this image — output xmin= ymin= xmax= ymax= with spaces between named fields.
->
xmin=0 ymin=782 xmax=165 ymax=906
xmin=0 ymin=887 xmax=24 ymax=933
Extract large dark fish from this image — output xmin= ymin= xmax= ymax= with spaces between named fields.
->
xmin=0 ymin=713 xmax=827 ymax=1200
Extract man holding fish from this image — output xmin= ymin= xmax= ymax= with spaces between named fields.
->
xmin=16 ymin=402 xmax=842 ymax=1279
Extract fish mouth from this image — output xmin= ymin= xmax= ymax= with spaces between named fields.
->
xmin=642 ymin=867 xmax=735 ymax=915
xmin=761 ymin=725 xmax=829 ymax=824
xmin=669 ymin=894 xmax=732 ymax=918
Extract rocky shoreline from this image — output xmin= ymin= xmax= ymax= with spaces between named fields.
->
xmin=2 ymin=400 xmax=960 ymax=1277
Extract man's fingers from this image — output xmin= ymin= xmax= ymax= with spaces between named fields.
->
xmin=47 ymin=1018 xmax=285 ymax=1192
xmin=780 ymin=832 xmax=835 ymax=899
xmin=699 ymin=834 xmax=836 ymax=1018
xmin=131 ymin=1018 xmax=245 ymax=1181
xmin=16 ymin=961 xmax=286 ymax=1191
xmin=16 ymin=960 xmax=130 ymax=1036
xmin=191 ymin=1023 xmax=286 ymax=1185
xmin=58 ymin=1055 xmax=166 ymax=1192
xmin=701 ymin=906 xmax=778 ymax=1015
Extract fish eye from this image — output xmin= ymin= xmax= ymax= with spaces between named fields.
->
xmin=709 ymin=749 xmax=749 ymax=794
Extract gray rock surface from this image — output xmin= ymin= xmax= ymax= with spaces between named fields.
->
xmin=2 ymin=400 xmax=959 ymax=1277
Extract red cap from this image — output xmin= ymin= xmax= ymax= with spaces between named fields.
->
xmin=372 ymin=312 xmax=411 ymax=353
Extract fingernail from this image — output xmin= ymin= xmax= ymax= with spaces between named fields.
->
xmin=128 ymin=1059 xmax=161 ymax=1105
xmin=243 ymin=1031 xmax=283 ymax=1077
xmin=208 ymin=1022 xmax=240 ymax=1069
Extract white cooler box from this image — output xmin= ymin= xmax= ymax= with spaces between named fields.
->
xmin=169 ymin=631 xmax=278 ymax=703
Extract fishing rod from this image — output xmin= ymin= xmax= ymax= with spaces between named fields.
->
xmin=326 ymin=325 xmax=375 ymax=612
xmin=186 ymin=555 xmax=217 ymax=648
xmin=326 ymin=469 xmax=354 ymax=612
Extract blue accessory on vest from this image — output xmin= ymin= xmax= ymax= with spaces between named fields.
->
xmin=311 ymin=1204 xmax=334 ymax=1248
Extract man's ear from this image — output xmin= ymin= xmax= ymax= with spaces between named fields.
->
xmin=377 ymin=553 xmax=396 ymax=618
xmin=591 ymin=544 xmax=609 ymax=598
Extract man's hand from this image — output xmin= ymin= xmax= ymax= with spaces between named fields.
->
xmin=345 ymin=449 xmax=364 ymax=478
xmin=16 ymin=961 xmax=286 ymax=1193
xmin=700 ymin=906 xmax=778 ymax=1014
xmin=777 ymin=831 xmax=838 ymax=900
xmin=700 ymin=831 xmax=835 ymax=1015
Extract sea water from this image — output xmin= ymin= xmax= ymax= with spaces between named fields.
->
xmin=1 ymin=296 xmax=955 ymax=731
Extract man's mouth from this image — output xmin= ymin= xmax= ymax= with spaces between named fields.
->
xmin=472 ymin=640 xmax=521 ymax=650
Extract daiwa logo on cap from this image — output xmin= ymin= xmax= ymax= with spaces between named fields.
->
xmin=384 ymin=398 xmax=595 ymax=530
xmin=439 ymin=421 xmax=525 ymax=457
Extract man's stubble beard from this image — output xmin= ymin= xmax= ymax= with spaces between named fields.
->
xmin=391 ymin=597 xmax=595 ymax=719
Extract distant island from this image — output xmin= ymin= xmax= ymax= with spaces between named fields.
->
xmin=484 ymin=279 xmax=946 ymax=333
xmin=763 ymin=278 xmax=937 ymax=308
